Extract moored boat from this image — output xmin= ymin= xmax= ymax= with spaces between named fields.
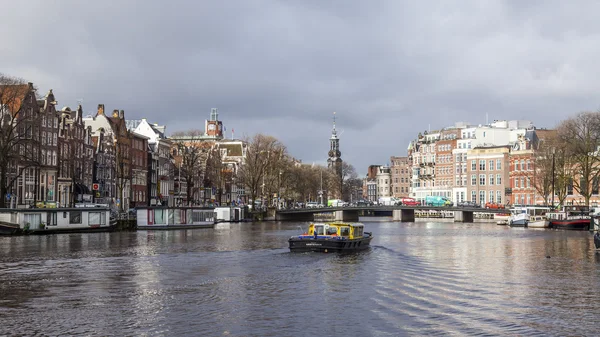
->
xmin=0 ymin=220 xmax=20 ymax=235
xmin=0 ymin=207 xmax=115 ymax=234
xmin=288 ymin=222 xmax=373 ymax=253
xmin=509 ymin=206 xmax=551 ymax=228
xmin=136 ymin=206 xmax=216 ymax=229
xmin=546 ymin=207 xmax=591 ymax=231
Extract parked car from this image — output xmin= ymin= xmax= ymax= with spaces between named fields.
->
xmin=306 ymin=202 xmax=319 ymax=208
xmin=485 ymin=202 xmax=505 ymax=209
xmin=378 ymin=197 xmax=401 ymax=206
xmin=400 ymin=197 xmax=420 ymax=206
xmin=458 ymin=201 xmax=480 ymax=208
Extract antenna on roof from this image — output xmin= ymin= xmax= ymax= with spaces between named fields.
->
xmin=77 ymin=98 xmax=83 ymax=106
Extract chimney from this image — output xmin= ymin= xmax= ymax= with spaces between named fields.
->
xmin=112 ymin=109 xmax=119 ymax=118
xmin=97 ymin=104 xmax=105 ymax=116
xmin=119 ymin=110 xmax=124 ymax=119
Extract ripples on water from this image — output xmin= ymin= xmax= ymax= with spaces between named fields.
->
xmin=1 ymin=221 xmax=600 ymax=336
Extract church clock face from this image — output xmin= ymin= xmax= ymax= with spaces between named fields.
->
xmin=208 ymin=124 xmax=216 ymax=131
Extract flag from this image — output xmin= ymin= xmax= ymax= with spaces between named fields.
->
xmin=232 ymin=128 xmax=234 ymax=133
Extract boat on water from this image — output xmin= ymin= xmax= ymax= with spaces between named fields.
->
xmin=595 ymin=232 xmax=600 ymax=250
xmin=288 ymin=222 xmax=373 ymax=253
xmin=546 ymin=206 xmax=591 ymax=230
xmin=135 ymin=206 xmax=216 ymax=229
xmin=508 ymin=206 xmax=551 ymax=228
xmin=0 ymin=220 xmax=20 ymax=235
xmin=0 ymin=207 xmax=115 ymax=234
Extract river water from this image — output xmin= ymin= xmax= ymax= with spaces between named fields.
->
xmin=1 ymin=220 xmax=600 ymax=336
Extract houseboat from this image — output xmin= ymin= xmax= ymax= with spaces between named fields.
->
xmin=0 ymin=207 xmax=115 ymax=234
xmin=136 ymin=206 xmax=216 ymax=229
xmin=546 ymin=206 xmax=591 ymax=231
xmin=288 ymin=222 xmax=373 ymax=253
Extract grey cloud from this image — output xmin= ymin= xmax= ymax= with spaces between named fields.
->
xmin=2 ymin=0 xmax=600 ymax=173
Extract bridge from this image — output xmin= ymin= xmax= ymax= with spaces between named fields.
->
xmin=276 ymin=205 xmax=511 ymax=223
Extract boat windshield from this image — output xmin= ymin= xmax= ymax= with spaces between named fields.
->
xmin=326 ymin=227 xmax=338 ymax=235
xmin=314 ymin=225 xmax=324 ymax=235
xmin=340 ymin=227 xmax=350 ymax=237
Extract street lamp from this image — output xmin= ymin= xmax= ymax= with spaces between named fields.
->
xmin=551 ymin=148 xmax=556 ymax=209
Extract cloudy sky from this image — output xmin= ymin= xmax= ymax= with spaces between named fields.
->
xmin=3 ymin=0 xmax=600 ymax=174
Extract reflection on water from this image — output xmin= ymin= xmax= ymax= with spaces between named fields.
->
xmin=1 ymin=221 xmax=600 ymax=336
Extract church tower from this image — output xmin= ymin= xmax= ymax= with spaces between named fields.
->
xmin=327 ymin=111 xmax=343 ymax=173
xmin=205 ymin=108 xmax=224 ymax=139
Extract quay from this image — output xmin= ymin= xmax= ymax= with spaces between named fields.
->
xmin=275 ymin=205 xmax=510 ymax=223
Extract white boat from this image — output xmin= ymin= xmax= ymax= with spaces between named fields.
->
xmin=136 ymin=206 xmax=216 ymax=229
xmin=508 ymin=206 xmax=552 ymax=228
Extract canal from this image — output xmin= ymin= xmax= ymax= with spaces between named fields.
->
xmin=1 ymin=220 xmax=600 ymax=336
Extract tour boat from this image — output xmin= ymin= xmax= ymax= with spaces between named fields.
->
xmin=136 ymin=206 xmax=216 ymax=229
xmin=546 ymin=207 xmax=591 ymax=231
xmin=288 ymin=222 xmax=373 ymax=253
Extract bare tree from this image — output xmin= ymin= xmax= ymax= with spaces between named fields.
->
xmin=109 ymin=111 xmax=131 ymax=211
xmin=0 ymin=75 xmax=40 ymax=208
xmin=236 ymin=134 xmax=286 ymax=208
xmin=532 ymin=134 xmax=557 ymax=206
xmin=205 ymin=146 xmax=225 ymax=204
xmin=557 ymin=111 xmax=600 ymax=206
xmin=171 ymin=130 xmax=209 ymax=206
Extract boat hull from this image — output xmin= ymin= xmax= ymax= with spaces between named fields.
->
xmin=137 ymin=223 xmax=214 ymax=230
xmin=509 ymin=219 xmax=528 ymax=227
xmin=548 ymin=219 xmax=590 ymax=230
xmin=527 ymin=220 xmax=548 ymax=228
xmin=0 ymin=221 xmax=20 ymax=235
xmin=288 ymin=236 xmax=372 ymax=253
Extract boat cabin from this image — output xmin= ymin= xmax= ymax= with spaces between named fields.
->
xmin=309 ymin=222 xmax=364 ymax=239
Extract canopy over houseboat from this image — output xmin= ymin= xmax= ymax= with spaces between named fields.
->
xmin=288 ymin=222 xmax=373 ymax=253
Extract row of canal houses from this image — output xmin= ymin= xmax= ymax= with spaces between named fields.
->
xmin=3 ymin=82 xmax=245 ymax=210
xmin=368 ymin=120 xmax=566 ymax=207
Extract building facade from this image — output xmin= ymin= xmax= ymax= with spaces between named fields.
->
xmin=390 ymin=156 xmax=411 ymax=198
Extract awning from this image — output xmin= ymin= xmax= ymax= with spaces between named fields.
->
xmin=74 ymin=183 xmax=92 ymax=195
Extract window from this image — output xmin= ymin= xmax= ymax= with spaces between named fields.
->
xmin=479 ymin=190 xmax=485 ymax=204
xmin=471 ymin=191 xmax=477 ymax=202
xmin=515 ymin=177 xmax=520 ymax=188
xmin=489 ymin=160 xmax=494 ymax=171
xmin=496 ymin=174 xmax=501 ymax=185
xmin=479 ymin=174 xmax=486 ymax=185
xmin=471 ymin=175 xmax=477 ymax=186
xmin=70 ymin=211 xmax=82 ymax=224
xmin=496 ymin=159 xmax=501 ymax=170
xmin=479 ymin=160 xmax=486 ymax=171
xmin=520 ymin=160 xmax=525 ymax=171
xmin=520 ymin=177 xmax=525 ymax=189
xmin=471 ymin=160 xmax=476 ymax=171
xmin=514 ymin=161 xmax=519 ymax=171
xmin=526 ymin=160 xmax=531 ymax=171
xmin=489 ymin=174 xmax=494 ymax=185
xmin=497 ymin=190 xmax=502 ymax=204
xmin=489 ymin=190 xmax=494 ymax=203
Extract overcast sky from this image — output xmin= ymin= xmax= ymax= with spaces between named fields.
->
xmin=3 ymin=0 xmax=600 ymax=174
